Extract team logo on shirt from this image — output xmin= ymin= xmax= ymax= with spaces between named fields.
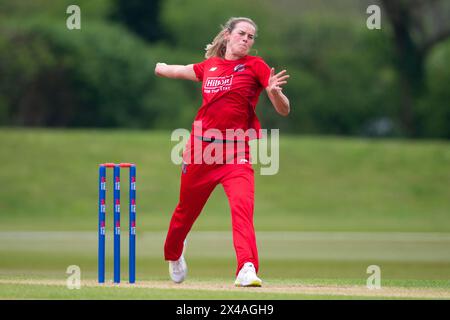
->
xmin=234 ymin=64 xmax=246 ymax=72
xmin=204 ymin=75 xmax=233 ymax=93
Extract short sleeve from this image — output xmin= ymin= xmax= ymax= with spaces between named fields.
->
xmin=252 ymin=58 xmax=271 ymax=88
xmin=193 ymin=60 xmax=207 ymax=81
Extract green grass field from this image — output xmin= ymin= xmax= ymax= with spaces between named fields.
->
xmin=0 ymin=128 xmax=449 ymax=299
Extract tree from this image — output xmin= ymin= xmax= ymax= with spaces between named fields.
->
xmin=379 ymin=0 xmax=450 ymax=136
xmin=110 ymin=0 xmax=166 ymax=42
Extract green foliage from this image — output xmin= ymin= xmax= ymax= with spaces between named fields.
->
xmin=417 ymin=41 xmax=450 ymax=138
xmin=161 ymin=0 xmax=273 ymax=51
xmin=0 ymin=0 xmax=112 ymax=20
xmin=0 ymin=0 xmax=448 ymax=138
xmin=110 ymin=0 xmax=167 ymax=42
xmin=0 ymin=19 xmax=58 ymax=125
xmin=265 ymin=16 xmax=401 ymax=135
xmin=0 ymin=18 xmax=198 ymax=128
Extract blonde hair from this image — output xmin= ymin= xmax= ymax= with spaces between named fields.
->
xmin=205 ymin=17 xmax=258 ymax=59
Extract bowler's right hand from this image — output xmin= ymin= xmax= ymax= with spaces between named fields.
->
xmin=155 ymin=62 xmax=167 ymax=77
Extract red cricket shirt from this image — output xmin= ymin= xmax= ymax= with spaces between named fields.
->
xmin=192 ymin=55 xmax=271 ymax=140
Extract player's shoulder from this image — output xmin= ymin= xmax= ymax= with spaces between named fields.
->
xmin=245 ymin=55 xmax=266 ymax=62
xmin=195 ymin=56 xmax=219 ymax=66
xmin=246 ymin=55 xmax=269 ymax=67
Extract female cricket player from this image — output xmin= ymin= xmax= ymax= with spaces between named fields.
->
xmin=154 ymin=17 xmax=290 ymax=287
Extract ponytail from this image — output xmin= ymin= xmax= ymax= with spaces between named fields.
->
xmin=205 ymin=29 xmax=228 ymax=59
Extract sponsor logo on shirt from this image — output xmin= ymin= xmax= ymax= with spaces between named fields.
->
xmin=209 ymin=67 xmax=217 ymax=71
xmin=204 ymin=75 xmax=233 ymax=93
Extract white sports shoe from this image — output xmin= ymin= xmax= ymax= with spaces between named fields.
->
xmin=169 ymin=240 xmax=187 ymax=283
xmin=234 ymin=262 xmax=262 ymax=287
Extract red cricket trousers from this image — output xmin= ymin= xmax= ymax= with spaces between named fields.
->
xmin=164 ymin=136 xmax=259 ymax=275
